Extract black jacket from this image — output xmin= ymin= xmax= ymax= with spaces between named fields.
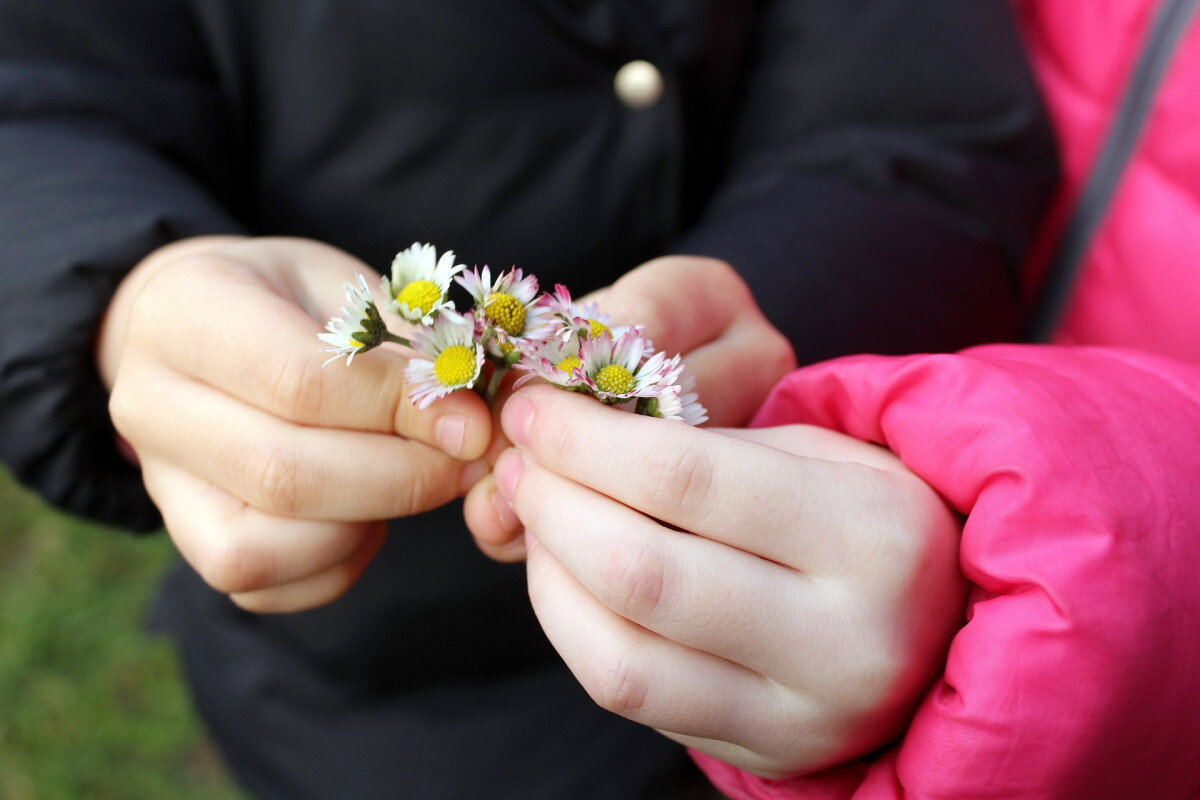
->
xmin=0 ymin=2 xmax=1055 ymax=798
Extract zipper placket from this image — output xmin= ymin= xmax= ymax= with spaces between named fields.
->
xmin=1023 ymin=0 xmax=1200 ymax=342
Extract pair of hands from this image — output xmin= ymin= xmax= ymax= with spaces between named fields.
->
xmin=98 ymin=236 xmax=965 ymax=777
xmin=96 ymin=236 xmax=787 ymax=609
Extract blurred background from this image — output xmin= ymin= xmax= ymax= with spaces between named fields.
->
xmin=0 ymin=466 xmax=244 ymax=800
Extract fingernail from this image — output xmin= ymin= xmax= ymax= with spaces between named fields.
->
xmin=503 ymin=395 xmax=534 ymax=447
xmin=459 ymin=459 xmax=489 ymax=492
xmin=491 ymin=488 xmax=521 ymax=532
xmin=494 ymin=448 xmax=524 ymax=500
xmin=436 ymin=414 xmax=467 ymax=457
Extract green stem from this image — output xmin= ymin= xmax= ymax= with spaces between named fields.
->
xmin=483 ymin=364 xmax=508 ymax=405
xmin=384 ymin=331 xmax=412 ymax=348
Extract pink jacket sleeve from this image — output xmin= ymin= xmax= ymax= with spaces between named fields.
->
xmin=692 ymin=345 xmax=1200 ymax=800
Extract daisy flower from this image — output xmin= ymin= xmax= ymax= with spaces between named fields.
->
xmin=638 ymin=365 xmax=708 ymax=425
xmin=576 ymin=329 xmax=673 ymax=403
xmin=456 ymin=266 xmax=556 ymax=357
xmin=542 ymin=283 xmax=651 ymax=349
xmin=382 ymin=242 xmax=464 ymax=325
xmin=404 ymin=312 xmax=486 ymax=409
xmin=512 ymin=333 xmax=587 ymax=389
xmin=543 ymin=284 xmax=613 ymax=340
xmin=318 ymin=274 xmax=389 ymax=366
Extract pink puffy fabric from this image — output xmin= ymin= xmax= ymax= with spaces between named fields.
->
xmin=692 ymin=345 xmax=1200 ymax=799
xmin=1013 ymin=1 xmax=1200 ymax=362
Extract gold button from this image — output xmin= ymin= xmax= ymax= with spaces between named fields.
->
xmin=614 ymin=60 xmax=664 ymax=110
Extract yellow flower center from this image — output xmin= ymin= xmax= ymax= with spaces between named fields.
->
xmin=555 ymin=355 xmax=582 ymax=374
xmin=594 ymin=364 xmax=635 ymax=395
xmin=350 ymin=339 xmax=366 ymax=349
xmin=587 ymin=319 xmax=611 ymax=338
xmin=485 ymin=292 xmax=526 ymax=336
xmin=497 ymin=341 xmax=516 ymax=356
xmin=433 ymin=345 xmax=478 ymax=387
xmin=396 ymin=280 xmax=442 ymax=316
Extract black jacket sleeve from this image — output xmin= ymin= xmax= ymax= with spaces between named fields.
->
xmin=0 ymin=1 xmax=245 ymax=529
xmin=678 ymin=0 xmax=1058 ymax=364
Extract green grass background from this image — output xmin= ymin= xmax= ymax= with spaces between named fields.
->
xmin=0 ymin=466 xmax=245 ymax=800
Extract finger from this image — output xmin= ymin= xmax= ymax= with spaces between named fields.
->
xmin=229 ymin=526 xmax=387 ymax=614
xmin=525 ymin=531 xmax=780 ymax=749
xmin=501 ymin=448 xmax=821 ymax=677
xmin=501 ymin=386 xmax=902 ymax=570
xmin=718 ymin=425 xmax=910 ymax=475
xmin=659 ymin=731 xmax=824 ymax=781
xmin=589 ymin=257 xmax=749 ymax=356
xmin=473 ymin=535 xmax=528 ymax=564
xmin=720 ymin=425 xmax=967 ymax=625
xmin=524 ymin=494 xmax=886 ymax=777
xmin=459 ymin=373 xmax=524 ymax=561
xmin=140 ymin=456 xmax=380 ymax=596
xmin=114 ymin=365 xmax=487 ymax=520
xmin=676 ymin=312 xmax=795 ymax=426
xmin=462 ymin=472 xmax=525 ymax=562
xmin=132 ymin=244 xmax=491 ymax=459
xmin=583 ymin=256 xmax=794 ymax=425
xmin=480 ymin=367 xmax=519 ymax=467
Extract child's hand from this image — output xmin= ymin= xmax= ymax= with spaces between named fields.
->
xmin=463 ymin=255 xmax=796 ymax=560
xmin=488 ymin=385 xmax=965 ymax=777
xmin=98 ymin=236 xmax=493 ymax=613
xmin=581 ymin=255 xmax=795 ymax=427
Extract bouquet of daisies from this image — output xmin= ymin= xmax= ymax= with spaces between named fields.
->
xmin=319 ymin=243 xmax=706 ymax=425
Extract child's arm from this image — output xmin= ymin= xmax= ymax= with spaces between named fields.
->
xmin=97 ymin=235 xmax=494 ymax=613
xmin=485 ymin=384 xmax=966 ymax=777
xmin=0 ymin=1 xmax=242 ymax=529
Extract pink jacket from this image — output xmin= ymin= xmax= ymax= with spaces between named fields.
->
xmin=1015 ymin=0 xmax=1200 ymax=359
xmin=694 ymin=2 xmax=1200 ymax=797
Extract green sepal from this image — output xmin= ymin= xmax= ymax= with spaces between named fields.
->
xmin=635 ymin=396 xmax=663 ymax=418
xmin=350 ymin=331 xmax=381 ymax=350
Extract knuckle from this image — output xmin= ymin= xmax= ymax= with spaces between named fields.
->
xmin=833 ymin=647 xmax=904 ymax=717
xmin=817 ymin=595 xmax=906 ymax=717
xmin=706 ymin=257 xmax=743 ymax=291
xmin=267 ymin=351 xmax=328 ymax=421
xmin=129 ymin=268 xmax=178 ymax=322
xmin=877 ymin=506 xmax=929 ymax=582
xmin=393 ymin=369 xmax=433 ymax=435
xmin=107 ymin=381 xmax=139 ymax=439
xmin=641 ymin=443 xmax=713 ymax=520
xmin=601 ymin=541 xmax=667 ymax=620
xmin=194 ymin=537 xmax=274 ymax=595
xmin=394 ymin=377 xmax=416 ymax=430
xmin=687 ymin=257 xmax=748 ymax=308
xmin=248 ymin=444 xmax=306 ymax=516
xmin=525 ymin=555 xmax=552 ymax=611
xmin=767 ymin=328 xmax=798 ymax=376
xmin=608 ymin=273 xmax=668 ymax=332
xmin=590 ymin=649 xmax=649 ymax=717
xmin=397 ymin=467 xmax=435 ymax=515
xmin=535 ymin=411 xmax=585 ymax=465
xmin=228 ymin=592 xmax=273 ymax=614
xmin=146 ymin=251 xmax=245 ymax=309
xmin=843 ymin=469 xmax=927 ymax=580
xmin=122 ymin=296 xmax=162 ymax=346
